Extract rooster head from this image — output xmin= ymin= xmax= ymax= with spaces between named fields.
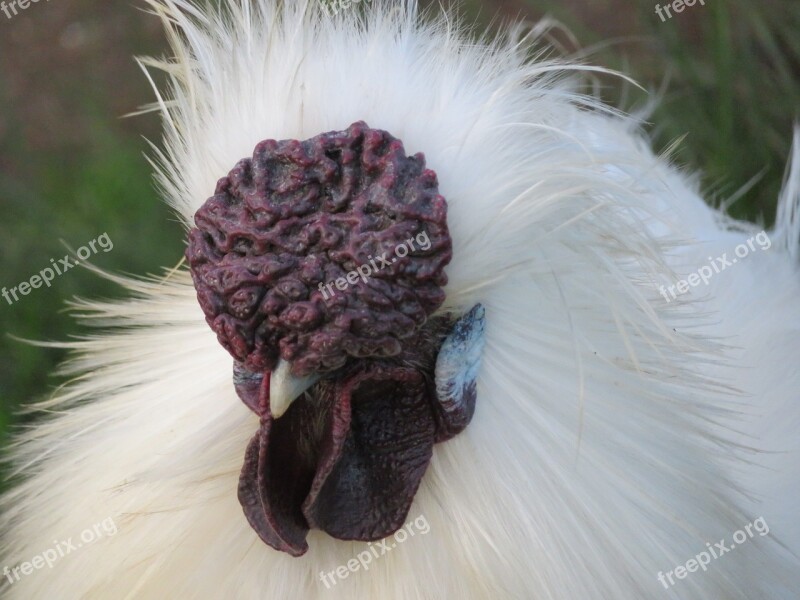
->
xmin=186 ymin=121 xmax=486 ymax=555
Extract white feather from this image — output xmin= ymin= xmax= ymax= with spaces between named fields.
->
xmin=2 ymin=1 xmax=799 ymax=598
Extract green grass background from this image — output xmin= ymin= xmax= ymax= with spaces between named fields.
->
xmin=0 ymin=0 xmax=798 ymax=466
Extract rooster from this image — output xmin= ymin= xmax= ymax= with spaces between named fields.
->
xmin=2 ymin=1 xmax=799 ymax=598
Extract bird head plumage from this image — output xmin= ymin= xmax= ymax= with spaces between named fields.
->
xmin=1 ymin=1 xmax=799 ymax=598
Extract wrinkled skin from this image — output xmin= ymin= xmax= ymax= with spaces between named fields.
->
xmin=187 ymin=121 xmax=452 ymax=376
xmin=235 ymin=309 xmax=484 ymax=556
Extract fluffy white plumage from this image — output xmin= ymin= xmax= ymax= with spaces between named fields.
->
xmin=2 ymin=1 xmax=799 ymax=598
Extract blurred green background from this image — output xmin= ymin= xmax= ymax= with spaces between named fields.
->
xmin=0 ymin=0 xmax=798 ymax=464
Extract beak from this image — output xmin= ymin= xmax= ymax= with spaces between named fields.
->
xmin=269 ymin=359 xmax=321 ymax=419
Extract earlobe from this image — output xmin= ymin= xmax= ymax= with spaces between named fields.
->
xmin=433 ymin=304 xmax=486 ymax=442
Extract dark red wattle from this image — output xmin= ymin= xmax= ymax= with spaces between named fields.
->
xmin=232 ymin=313 xmax=472 ymax=556
xmin=301 ymin=366 xmax=436 ymax=541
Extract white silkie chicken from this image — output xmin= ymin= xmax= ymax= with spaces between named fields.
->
xmin=2 ymin=1 xmax=799 ymax=598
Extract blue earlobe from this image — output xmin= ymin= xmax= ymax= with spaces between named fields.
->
xmin=433 ymin=304 xmax=486 ymax=441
